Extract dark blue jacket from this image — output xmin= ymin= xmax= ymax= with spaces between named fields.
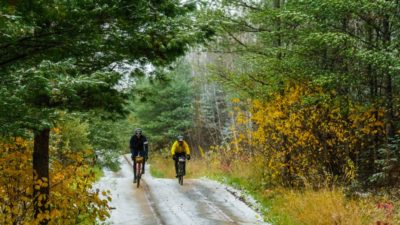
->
xmin=130 ymin=135 xmax=148 ymax=158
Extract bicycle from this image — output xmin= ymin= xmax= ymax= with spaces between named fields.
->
xmin=177 ymin=156 xmax=186 ymax=185
xmin=134 ymin=156 xmax=144 ymax=188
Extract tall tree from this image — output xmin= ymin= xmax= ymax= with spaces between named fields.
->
xmin=132 ymin=62 xmax=194 ymax=149
xmin=0 ymin=1 xmax=212 ymax=223
xmin=201 ymin=0 xmax=400 ymax=187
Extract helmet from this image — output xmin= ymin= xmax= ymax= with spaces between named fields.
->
xmin=177 ymin=135 xmax=183 ymax=141
xmin=135 ymin=128 xmax=142 ymax=135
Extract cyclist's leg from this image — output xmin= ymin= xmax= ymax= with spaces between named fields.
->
xmin=142 ymin=159 xmax=145 ymax=174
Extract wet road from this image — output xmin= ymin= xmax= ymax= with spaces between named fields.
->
xmin=95 ymin=157 xmax=161 ymax=225
xmin=96 ymin=156 xmax=268 ymax=225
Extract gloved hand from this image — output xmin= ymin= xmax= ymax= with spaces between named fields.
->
xmin=186 ymin=154 xmax=190 ymax=160
xmin=172 ymin=155 xmax=177 ymax=161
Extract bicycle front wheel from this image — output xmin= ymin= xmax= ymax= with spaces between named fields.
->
xmin=179 ymin=176 xmax=183 ymax=185
xmin=136 ymin=162 xmax=142 ymax=188
xmin=137 ymin=176 xmax=141 ymax=188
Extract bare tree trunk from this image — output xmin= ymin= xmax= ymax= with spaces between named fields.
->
xmin=231 ymin=110 xmax=240 ymax=153
xmin=213 ymin=85 xmax=223 ymax=143
xmin=33 ymin=128 xmax=50 ymax=225
xmin=382 ymin=15 xmax=394 ymax=141
xmin=273 ymin=0 xmax=282 ymax=60
xmin=382 ymin=9 xmax=396 ymax=185
xmin=7 ymin=0 xmax=16 ymax=6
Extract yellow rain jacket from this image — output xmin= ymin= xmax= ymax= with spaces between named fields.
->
xmin=171 ymin=140 xmax=190 ymax=155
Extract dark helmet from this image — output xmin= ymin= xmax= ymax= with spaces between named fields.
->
xmin=177 ymin=135 xmax=183 ymax=142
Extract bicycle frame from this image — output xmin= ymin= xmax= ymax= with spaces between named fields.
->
xmin=177 ymin=156 xmax=186 ymax=185
xmin=135 ymin=156 xmax=144 ymax=188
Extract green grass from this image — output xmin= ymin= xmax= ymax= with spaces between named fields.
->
xmin=148 ymin=154 xmax=175 ymax=178
xmin=150 ymin=165 xmax=167 ymax=178
xmin=148 ymin=154 xmax=210 ymax=179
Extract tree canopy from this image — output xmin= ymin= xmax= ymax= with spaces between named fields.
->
xmin=132 ymin=62 xmax=194 ymax=149
xmin=0 ymin=1 xmax=212 ymax=223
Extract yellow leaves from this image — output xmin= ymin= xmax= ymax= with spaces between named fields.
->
xmin=83 ymin=148 xmax=93 ymax=155
xmin=53 ymin=173 xmax=65 ymax=183
xmin=50 ymin=209 xmax=61 ymax=218
xmin=52 ymin=127 xmax=61 ymax=134
xmin=374 ymin=121 xmax=384 ymax=128
xmin=344 ymin=159 xmax=356 ymax=182
xmin=199 ymin=146 xmax=206 ymax=158
xmin=349 ymin=107 xmax=385 ymax=137
xmin=0 ymin=136 xmax=110 ymax=225
xmin=34 ymin=178 xmax=49 ymax=190
xmin=0 ymin=137 xmax=36 ymax=224
xmin=3 ymin=206 xmax=11 ymax=213
xmin=34 ymin=211 xmax=51 ymax=223
xmin=12 ymin=207 xmax=20 ymax=215
xmin=14 ymin=137 xmax=30 ymax=148
xmin=46 ymin=151 xmax=111 ymax=223
xmin=231 ymin=97 xmax=241 ymax=103
xmin=227 ymin=82 xmax=390 ymax=186
xmin=37 ymin=194 xmax=48 ymax=206
xmin=235 ymin=111 xmax=247 ymax=125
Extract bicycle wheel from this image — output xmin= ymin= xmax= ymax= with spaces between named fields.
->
xmin=177 ymin=163 xmax=182 ymax=183
xmin=179 ymin=176 xmax=183 ymax=185
xmin=136 ymin=163 xmax=142 ymax=188
xmin=177 ymin=162 xmax=184 ymax=185
xmin=137 ymin=175 xmax=141 ymax=188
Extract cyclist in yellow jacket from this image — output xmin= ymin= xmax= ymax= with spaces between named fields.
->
xmin=171 ymin=135 xmax=190 ymax=177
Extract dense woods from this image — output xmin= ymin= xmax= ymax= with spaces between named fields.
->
xmin=179 ymin=0 xmax=400 ymax=189
xmin=0 ymin=1 xmax=210 ymax=224
xmin=1 ymin=0 xmax=400 ymax=224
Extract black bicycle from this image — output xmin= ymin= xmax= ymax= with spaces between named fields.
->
xmin=135 ymin=156 xmax=144 ymax=188
xmin=177 ymin=156 xmax=186 ymax=185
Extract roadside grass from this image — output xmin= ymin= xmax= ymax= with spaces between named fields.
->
xmin=148 ymin=154 xmax=175 ymax=178
xmin=148 ymin=153 xmax=209 ymax=178
xmin=148 ymin=153 xmax=400 ymax=224
xmin=269 ymin=189 xmax=370 ymax=225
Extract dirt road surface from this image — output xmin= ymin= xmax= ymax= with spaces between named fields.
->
xmin=95 ymin=156 xmax=269 ymax=225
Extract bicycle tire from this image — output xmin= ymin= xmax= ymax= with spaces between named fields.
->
xmin=136 ymin=162 xmax=142 ymax=188
xmin=177 ymin=161 xmax=184 ymax=185
xmin=178 ymin=162 xmax=184 ymax=175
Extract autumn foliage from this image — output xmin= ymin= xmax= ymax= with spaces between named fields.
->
xmin=0 ymin=128 xmax=110 ymax=224
xmin=226 ymin=83 xmax=393 ymax=188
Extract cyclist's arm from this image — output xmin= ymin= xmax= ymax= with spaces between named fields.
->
xmin=171 ymin=141 xmax=177 ymax=155
xmin=143 ymin=136 xmax=149 ymax=158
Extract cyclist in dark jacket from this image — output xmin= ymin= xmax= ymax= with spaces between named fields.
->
xmin=130 ymin=128 xmax=148 ymax=183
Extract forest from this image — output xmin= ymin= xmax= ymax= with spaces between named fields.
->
xmin=1 ymin=0 xmax=400 ymax=224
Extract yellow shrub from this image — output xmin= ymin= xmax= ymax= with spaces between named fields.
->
xmin=0 ymin=132 xmax=110 ymax=225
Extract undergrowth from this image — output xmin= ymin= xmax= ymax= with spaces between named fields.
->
xmin=148 ymin=152 xmax=400 ymax=225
